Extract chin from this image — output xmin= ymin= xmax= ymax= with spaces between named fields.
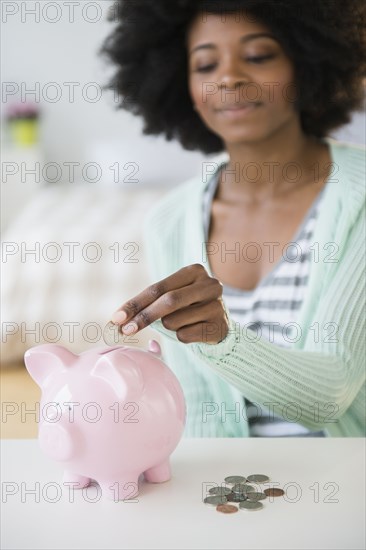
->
xmin=220 ymin=131 xmax=267 ymax=146
xmin=219 ymin=120 xmax=291 ymax=146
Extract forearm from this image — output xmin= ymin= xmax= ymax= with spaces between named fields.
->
xmin=150 ymin=309 xmax=364 ymax=432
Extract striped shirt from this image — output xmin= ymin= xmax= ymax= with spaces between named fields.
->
xmin=202 ymin=163 xmax=327 ymax=437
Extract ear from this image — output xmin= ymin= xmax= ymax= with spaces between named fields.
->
xmin=91 ymin=351 xmax=144 ymax=401
xmin=148 ymin=339 xmax=161 ymax=357
xmin=24 ymin=344 xmax=77 ymax=388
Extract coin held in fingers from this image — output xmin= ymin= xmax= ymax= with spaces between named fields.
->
xmin=103 ymin=321 xmax=123 ymax=346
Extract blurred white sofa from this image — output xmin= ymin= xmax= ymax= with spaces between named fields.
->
xmin=1 ymin=182 xmax=168 ymax=364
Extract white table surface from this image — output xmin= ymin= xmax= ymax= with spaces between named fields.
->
xmin=1 ymin=438 xmax=365 ymax=550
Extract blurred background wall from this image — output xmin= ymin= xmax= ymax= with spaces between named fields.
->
xmin=1 ymin=0 xmax=218 ymax=232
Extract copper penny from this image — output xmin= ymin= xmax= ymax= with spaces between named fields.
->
xmin=216 ymin=504 xmax=238 ymax=514
xmin=264 ymin=488 xmax=285 ymax=497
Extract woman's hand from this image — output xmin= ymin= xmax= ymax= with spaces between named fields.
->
xmin=111 ymin=264 xmax=229 ymax=344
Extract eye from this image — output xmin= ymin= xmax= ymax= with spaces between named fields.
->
xmin=246 ymin=54 xmax=275 ymax=63
xmin=195 ymin=54 xmax=275 ymax=72
xmin=196 ymin=64 xmax=216 ymax=73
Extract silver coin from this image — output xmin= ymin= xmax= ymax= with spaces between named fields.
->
xmin=246 ymin=492 xmax=267 ymax=501
xmin=232 ymin=483 xmax=255 ymax=494
xmin=224 ymin=475 xmax=247 ymax=485
xmin=204 ymin=495 xmax=228 ymax=506
xmin=243 ymin=485 xmax=256 ymax=493
xmin=239 ymin=500 xmax=264 ymax=511
xmin=227 ymin=492 xmax=247 ymax=502
xmin=246 ymin=474 xmax=270 ymax=483
xmin=208 ymin=486 xmax=232 ymax=496
xmin=103 ymin=321 xmax=123 ymax=346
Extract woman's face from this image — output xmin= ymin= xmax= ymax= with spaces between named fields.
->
xmin=186 ymin=11 xmax=298 ymax=145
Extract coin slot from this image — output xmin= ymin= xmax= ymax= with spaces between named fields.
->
xmin=99 ymin=346 xmax=126 ymax=355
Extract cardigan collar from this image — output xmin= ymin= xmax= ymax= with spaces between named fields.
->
xmin=186 ymin=136 xmax=350 ymax=273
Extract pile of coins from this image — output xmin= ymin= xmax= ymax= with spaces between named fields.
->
xmin=203 ymin=474 xmax=285 ymax=513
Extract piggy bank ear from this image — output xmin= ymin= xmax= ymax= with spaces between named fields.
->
xmin=148 ymin=339 xmax=161 ymax=357
xmin=24 ymin=344 xmax=76 ymax=388
xmin=91 ymin=351 xmax=144 ymax=401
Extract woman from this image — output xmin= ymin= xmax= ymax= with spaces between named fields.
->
xmin=101 ymin=0 xmax=365 ymax=437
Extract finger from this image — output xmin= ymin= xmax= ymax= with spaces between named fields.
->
xmin=121 ymin=279 xmax=221 ymax=335
xmin=111 ymin=264 xmax=208 ymax=324
xmin=161 ymin=300 xmax=223 ymax=332
xmin=176 ymin=321 xmax=225 ymax=344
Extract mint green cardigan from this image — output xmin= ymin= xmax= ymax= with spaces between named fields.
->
xmin=142 ymin=137 xmax=365 ymax=437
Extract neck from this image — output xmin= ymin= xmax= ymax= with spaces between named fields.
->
xmin=219 ymin=122 xmax=326 ymax=204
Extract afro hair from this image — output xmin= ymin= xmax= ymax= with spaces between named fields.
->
xmin=100 ymin=0 xmax=366 ymax=154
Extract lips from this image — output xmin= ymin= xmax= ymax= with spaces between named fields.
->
xmin=216 ymin=102 xmax=261 ymax=119
xmin=218 ymin=102 xmax=260 ymax=111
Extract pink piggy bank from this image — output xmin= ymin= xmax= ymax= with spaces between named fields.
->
xmin=24 ymin=340 xmax=186 ymax=501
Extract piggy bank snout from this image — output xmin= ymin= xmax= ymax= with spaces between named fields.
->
xmin=39 ymin=423 xmax=74 ymax=462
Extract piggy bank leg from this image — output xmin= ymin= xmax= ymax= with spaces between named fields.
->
xmin=63 ymin=471 xmax=91 ymax=489
xmin=100 ymin=475 xmax=140 ymax=501
xmin=144 ymin=459 xmax=171 ymax=483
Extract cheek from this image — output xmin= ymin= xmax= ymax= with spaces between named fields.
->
xmin=189 ymin=71 xmax=221 ymax=112
xmin=260 ymin=66 xmax=295 ymax=108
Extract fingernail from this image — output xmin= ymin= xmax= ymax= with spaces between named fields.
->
xmin=122 ymin=322 xmax=138 ymax=335
xmin=111 ymin=310 xmax=127 ymax=324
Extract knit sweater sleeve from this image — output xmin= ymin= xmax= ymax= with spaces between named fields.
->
xmin=145 ymin=206 xmax=366 ymax=432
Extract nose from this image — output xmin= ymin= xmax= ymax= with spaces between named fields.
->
xmin=217 ymin=55 xmax=249 ymax=90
